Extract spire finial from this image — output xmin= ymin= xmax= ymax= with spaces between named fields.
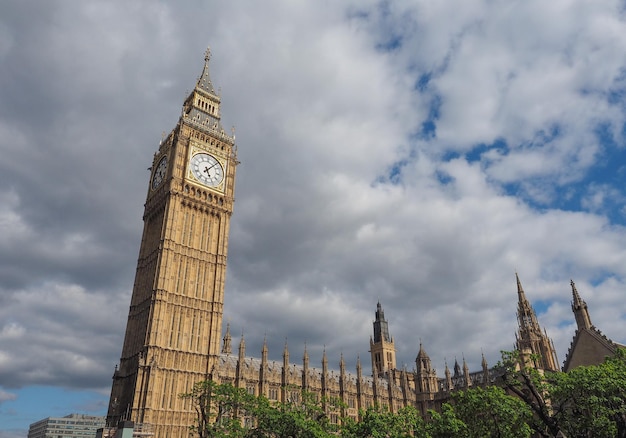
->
xmin=571 ymin=279 xmax=583 ymax=304
xmin=570 ymin=279 xmax=592 ymax=330
xmin=516 ymin=272 xmax=525 ymax=296
xmin=195 ymin=47 xmax=217 ymax=95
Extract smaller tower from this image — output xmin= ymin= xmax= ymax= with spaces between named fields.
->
xmin=235 ymin=334 xmax=246 ymax=388
xmin=481 ymin=352 xmax=490 ymax=386
xmin=415 ymin=343 xmax=438 ymax=394
xmin=302 ymin=344 xmax=310 ymax=391
xmin=370 ymin=302 xmax=397 ymax=377
xmin=571 ymin=280 xmax=592 ymax=330
xmin=414 ymin=343 xmax=438 ymax=416
xmin=222 ymin=323 xmax=232 ymax=354
xmin=259 ymin=337 xmax=269 ymax=397
xmin=282 ymin=341 xmax=290 ymax=386
xmin=514 ymin=274 xmax=559 ymax=372
xmin=444 ymin=361 xmax=453 ymax=391
xmin=282 ymin=340 xmax=289 ymax=368
xmin=462 ymin=357 xmax=471 ymax=388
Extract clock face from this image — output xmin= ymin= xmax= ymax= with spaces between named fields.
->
xmin=151 ymin=156 xmax=168 ymax=189
xmin=189 ymin=153 xmax=224 ymax=187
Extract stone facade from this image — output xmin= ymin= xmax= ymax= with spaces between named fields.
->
xmin=207 ymin=279 xmax=556 ymax=423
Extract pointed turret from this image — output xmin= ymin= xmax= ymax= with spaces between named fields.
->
xmin=373 ymin=301 xmax=391 ymax=342
xmin=321 ymin=348 xmax=329 ymax=405
xmin=370 ymin=302 xmax=397 ymax=377
xmin=562 ymin=280 xmax=622 ymax=372
xmin=400 ymin=365 xmax=410 ymax=403
xmin=222 ymin=322 xmax=232 ymax=354
xmin=481 ymin=352 xmax=490 ymax=385
xmin=339 ymin=352 xmax=347 ymax=396
xmin=462 ymin=357 xmax=471 ymax=388
xmin=282 ymin=340 xmax=289 ymax=368
xmin=303 ymin=343 xmax=309 ymax=368
xmin=302 ymin=343 xmax=310 ymax=391
xmin=261 ymin=336 xmax=268 ymax=363
xmin=181 ymin=47 xmax=231 ymax=141
xmin=340 ymin=352 xmax=346 ymax=375
xmin=516 ymin=273 xmax=541 ymax=331
xmin=514 ymin=274 xmax=559 ymax=372
xmin=571 ymin=280 xmax=592 ymax=330
xmin=415 ymin=343 xmax=437 ymax=394
xmin=196 ymin=47 xmax=217 ymax=95
xmin=238 ymin=333 xmax=246 ymax=360
xmin=236 ymin=334 xmax=246 ymax=388
xmin=281 ymin=340 xmax=290 ymax=396
xmin=416 ymin=343 xmax=431 ymax=373
xmin=444 ymin=360 xmax=453 ymax=390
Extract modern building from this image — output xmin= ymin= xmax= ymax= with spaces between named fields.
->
xmin=28 ymin=414 xmax=105 ymax=438
xmin=104 ymin=48 xmax=588 ymax=437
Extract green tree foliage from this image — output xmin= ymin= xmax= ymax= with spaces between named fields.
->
xmin=499 ymin=351 xmax=563 ymax=437
xmin=499 ymin=349 xmax=626 ymax=437
xmin=425 ymin=404 xmax=468 ymax=438
xmin=451 ymin=386 xmax=532 ymax=438
xmin=180 ymin=380 xmax=257 ymax=438
xmin=251 ymin=390 xmax=340 ymax=438
xmin=182 ymin=382 xmax=340 ymax=438
xmin=549 ymin=349 xmax=626 ymax=438
xmin=342 ymin=405 xmax=428 ymax=438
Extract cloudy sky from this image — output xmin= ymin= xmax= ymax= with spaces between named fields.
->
xmin=1 ymin=0 xmax=626 ymax=436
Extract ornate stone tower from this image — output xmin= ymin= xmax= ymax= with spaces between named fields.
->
xmin=370 ymin=302 xmax=397 ymax=377
xmin=106 ymin=48 xmax=238 ymax=437
xmin=570 ymin=280 xmax=592 ymax=330
xmin=514 ymin=274 xmax=559 ymax=372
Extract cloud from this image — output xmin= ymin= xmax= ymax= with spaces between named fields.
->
xmin=0 ymin=1 xmax=625 ymax=433
xmin=0 ymin=389 xmax=17 ymax=405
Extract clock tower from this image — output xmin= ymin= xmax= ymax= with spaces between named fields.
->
xmin=106 ymin=48 xmax=238 ymax=437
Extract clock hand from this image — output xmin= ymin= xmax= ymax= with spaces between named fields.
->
xmin=203 ymin=163 xmax=218 ymax=175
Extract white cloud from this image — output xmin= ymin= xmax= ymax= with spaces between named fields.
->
xmin=0 ymin=389 xmax=17 ymax=404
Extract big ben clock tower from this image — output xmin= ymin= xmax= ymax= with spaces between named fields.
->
xmin=106 ymin=48 xmax=238 ymax=437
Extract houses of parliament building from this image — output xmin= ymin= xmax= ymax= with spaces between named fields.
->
xmin=102 ymin=49 xmax=623 ymax=438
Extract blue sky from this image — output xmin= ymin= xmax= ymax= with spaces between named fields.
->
xmin=1 ymin=1 xmax=626 ymax=436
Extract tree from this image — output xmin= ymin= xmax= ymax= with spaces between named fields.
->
xmin=251 ymin=390 xmax=340 ymax=438
xmin=183 ymin=381 xmax=342 ymax=438
xmin=180 ymin=380 xmax=256 ymax=438
xmin=341 ymin=405 xmax=428 ymax=438
xmin=426 ymin=404 xmax=468 ymax=438
xmin=548 ymin=349 xmax=626 ymax=438
xmin=499 ymin=349 xmax=626 ymax=437
xmin=451 ymin=386 xmax=533 ymax=438
xmin=498 ymin=351 xmax=562 ymax=437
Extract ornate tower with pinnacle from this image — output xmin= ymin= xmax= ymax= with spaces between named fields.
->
xmin=570 ymin=280 xmax=592 ymax=330
xmin=106 ymin=48 xmax=238 ymax=437
xmin=370 ymin=302 xmax=397 ymax=377
xmin=514 ymin=274 xmax=559 ymax=372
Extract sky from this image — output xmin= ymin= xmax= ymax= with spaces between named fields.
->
xmin=1 ymin=0 xmax=626 ymax=436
